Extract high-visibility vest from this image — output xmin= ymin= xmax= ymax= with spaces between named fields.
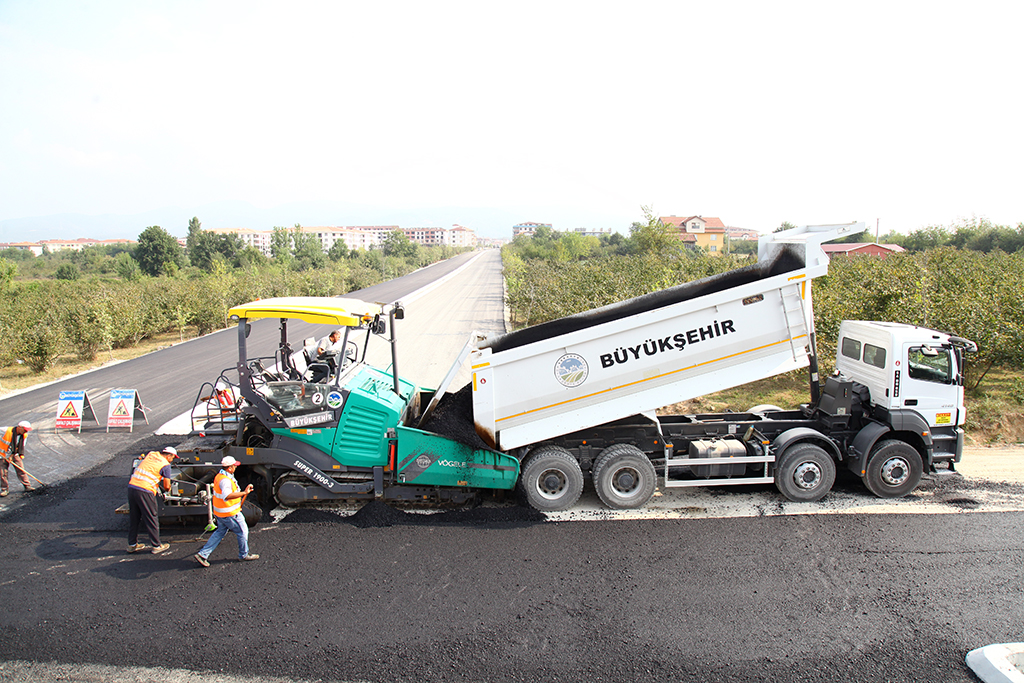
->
xmin=212 ymin=470 xmax=242 ymax=518
xmin=0 ymin=427 xmax=13 ymax=455
xmin=129 ymin=452 xmax=167 ymax=494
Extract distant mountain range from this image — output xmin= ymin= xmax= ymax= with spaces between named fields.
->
xmin=0 ymin=200 xmax=628 ymax=242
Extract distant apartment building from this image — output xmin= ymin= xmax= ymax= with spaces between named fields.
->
xmin=208 ymin=227 xmax=273 ymax=255
xmin=660 ymin=215 xmax=728 ymax=255
xmin=725 ymin=227 xmax=759 ymax=241
xmin=448 ymin=225 xmax=476 ymax=248
xmin=205 ymin=224 xmax=477 ymax=256
xmin=513 ymin=222 xmax=551 ymax=238
xmin=573 ymin=227 xmax=614 ymax=238
xmin=300 ymin=226 xmax=399 ymax=253
xmin=1 ymin=238 xmax=134 ymax=256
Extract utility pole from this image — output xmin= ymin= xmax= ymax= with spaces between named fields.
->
xmin=875 ymin=218 xmax=880 ymax=243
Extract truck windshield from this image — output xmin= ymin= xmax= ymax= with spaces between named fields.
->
xmin=907 ymin=346 xmax=953 ymax=384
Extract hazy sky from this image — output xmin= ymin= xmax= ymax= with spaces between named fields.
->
xmin=1 ymin=1 xmax=1021 ymax=238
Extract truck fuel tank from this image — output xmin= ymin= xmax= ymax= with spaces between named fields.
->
xmin=688 ymin=438 xmax=748 ymax=478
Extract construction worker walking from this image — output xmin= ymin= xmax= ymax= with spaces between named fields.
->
xmin=1 ymin=421 xmax=35 ymax=497
xmin=127 ymin=446 xmax=178 ymax=554
xmin=194 ymin=455 xmax=259 ymax=566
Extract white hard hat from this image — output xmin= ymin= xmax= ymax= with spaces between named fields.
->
xmin=221 ymin=456 xmax=241 ymax=467
xmin=161 ymin=446 xmax=178 ymax=458
xmin=17 ymin=421 xmax=32 ymax=431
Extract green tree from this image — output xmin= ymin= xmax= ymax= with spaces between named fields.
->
xmin=328 ymin=239 xmax=349 ymax=261
xmin=114 ymin=252 xmax=141 ymax=281
xmin=54 ymin=263 xmax=79 ymax=280
xmin=134 ymin=226 xmax=185 ymax=276
xmin=270 ymin=226 xmax=293 ymax=262
xmin=292 ymin=226 xmax=327 ymax=270
xmin=186 ymin=217 xmax=217 ymax=271
xmin=381 ymin=230 xmax=418 ymax=258
xmin=0 ymin=258 xmax=17 ymax=290
xmin=235 ymin=246 xmax=268 ymax=268
xmin=628 ymin=207 xmax=682 ymax=257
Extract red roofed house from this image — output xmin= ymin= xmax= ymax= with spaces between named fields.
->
xmin=821 ymin=243 xmax=907 ymax=258
xmin=659 ymin=216 xmax=728 ymax=255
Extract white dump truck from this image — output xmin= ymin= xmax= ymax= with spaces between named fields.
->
xmin=419 ymin=221 xmax=977 ymax=510
xmin=170 ymin=222 xmax=976 ymax=517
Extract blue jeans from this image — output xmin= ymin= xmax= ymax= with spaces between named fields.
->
xmin=198 ymin=512 xmax=250 ymax=560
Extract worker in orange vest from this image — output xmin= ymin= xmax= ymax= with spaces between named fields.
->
xmin=1 ymin=421 xmax=35 ymax=497
xmin=193 ymin=455 xmax=259 ymax=567
xmin=127 ymin=446 xmax=178 ymax=554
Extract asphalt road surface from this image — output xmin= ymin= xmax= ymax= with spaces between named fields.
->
xmin=1 ymin=250 xmax=1022 ymax=682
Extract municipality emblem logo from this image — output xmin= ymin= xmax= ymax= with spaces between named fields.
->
xmin=554 ymin=353 xmax=588 ymax=387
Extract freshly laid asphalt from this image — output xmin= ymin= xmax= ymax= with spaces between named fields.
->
xmin=0 ymin=250 xmax=1022 ymax=682
xmin=1 ymin=436 xmax=1022 ymax=682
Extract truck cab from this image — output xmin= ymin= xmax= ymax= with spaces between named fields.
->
xmin=835 ymin=320 xmax=977 ymax=464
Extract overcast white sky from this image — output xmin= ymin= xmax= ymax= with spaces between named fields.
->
xmin=1 ymin=1 xmax=1022 ymax=239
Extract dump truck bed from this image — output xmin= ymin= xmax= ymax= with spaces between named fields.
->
xmin=468 ymin=223 xmax=863 ymax=451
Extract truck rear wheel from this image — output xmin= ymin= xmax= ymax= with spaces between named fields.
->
xmin=518 ymin=446 xmax=584 ymax=512
xmin=774 ymin=443 xmax=835 ymax=502
xmin=592 ymin=445 xmax=656 ymax=509
xmin=863 ymin=440 xmax=922 ymax=498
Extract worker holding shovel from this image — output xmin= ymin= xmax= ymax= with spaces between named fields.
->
xmin=1 ymin=421 xmax=36 ymax=497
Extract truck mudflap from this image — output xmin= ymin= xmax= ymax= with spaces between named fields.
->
xmin=394 ymin=425 xmax=519 ymax=490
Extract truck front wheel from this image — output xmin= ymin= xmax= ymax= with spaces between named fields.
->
xmin=518 ymin=446 xmax=584 ymax=512
xmin=592 ymin=445 xmax=657 ymax=509
xmin=774 ymin=443 xmax=836 ymax=502
xmin=863 ymin=440 xmax=922 ymax=498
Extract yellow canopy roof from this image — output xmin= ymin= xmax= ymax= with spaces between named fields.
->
xmin=227 ymin=297 xmax=381 ymax=327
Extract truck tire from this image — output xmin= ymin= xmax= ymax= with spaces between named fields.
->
xmin=863 ymin=439 xmax=922 ymax=498
xmin=774 ymin=443 xmax=836 ymax=502
xmin=748 ymin=404 xmax=784 ymax=414
xmin=592 ymin=443 xmax=643 ymax=482
xmin=518 ymin=446 xmax=584 ymax=512
xmin=592 ymin=445 xmax=657 ymax=509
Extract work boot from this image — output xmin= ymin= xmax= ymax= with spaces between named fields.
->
xmin=240 ymin=554 xmax=260 ymax=561
xmin=23 ymin=485 xmax=35 ymax=492
xmin=194 ymin=553 xmax=210 ymax=567
xmin=151 ymin=543 xmax=170 ymax=554
xmin=127 ymin=543 xmax=146 ymax=553
xmin=0 ymin=490 xmax=7 ymax=497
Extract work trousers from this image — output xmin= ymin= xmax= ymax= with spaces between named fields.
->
xmin=197 ymin=512 xmax=250 ymax=560
xmin=1 ymin=454 xmax=31 ymax=491
xmin=127 ymin=487 xmax=161 ymax=546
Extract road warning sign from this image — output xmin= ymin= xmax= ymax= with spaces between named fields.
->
xmin=106 ymin=389 xmax=149 ymax=432
xmin=55 ymin=390 xmax=97 ymax=432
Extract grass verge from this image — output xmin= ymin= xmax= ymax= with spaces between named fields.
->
xmin=0 ymin=327 xmax=209 ymax=397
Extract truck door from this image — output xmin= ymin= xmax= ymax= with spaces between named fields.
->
xmin=898 ymin=344 xmax=962 ymax=428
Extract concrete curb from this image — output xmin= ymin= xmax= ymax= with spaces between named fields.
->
xmin=967 ymin=643 xmax=1024 ymax=683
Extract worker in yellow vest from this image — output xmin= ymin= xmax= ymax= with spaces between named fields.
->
xmin=1 ymin=421 xmax=35 ymax=497
xmin=193 ymin=455 xmax=259 ymax=566
xmin=127 ymin=446 xmax=178 ymax=554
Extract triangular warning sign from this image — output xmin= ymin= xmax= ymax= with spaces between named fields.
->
xmin=60 ymin=402 xmax=79 ymax=418
xmin=111 ymin=400 xmax=130 ymax=417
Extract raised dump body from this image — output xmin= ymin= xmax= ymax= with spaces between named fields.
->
xmin=467 ymin=222 xmax=864 ymax=451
